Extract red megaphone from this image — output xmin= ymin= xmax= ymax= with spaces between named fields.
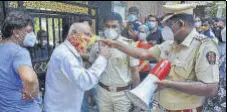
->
xmin=125 ymin=59 xmax=171 ymax=110
xmin=150 ymin=59 xmax=171 ymax=80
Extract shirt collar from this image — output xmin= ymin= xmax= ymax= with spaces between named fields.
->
xmin=181 ymin=28 xmax=198 ymax=47
xmin=64 ymin=40 xmax=80 ymax=57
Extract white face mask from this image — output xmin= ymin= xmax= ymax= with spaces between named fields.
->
xmin=161 ymin=26 xmax=174 ymax=41
xmin=194 ymin=22 xmax=202 ymax=28
xmin=221 ymin=27 xmax=226 ymax=42
xmin=138 ymin=32 xmax=147 ymax=41
xmin=104 ymin=28 xmax=119 ymax=40
xmin=23 ymin=32 xmax=37 ymax=47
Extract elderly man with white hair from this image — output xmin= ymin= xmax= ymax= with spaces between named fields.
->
xmin=44 ymin=22 xmax=110 ymax=112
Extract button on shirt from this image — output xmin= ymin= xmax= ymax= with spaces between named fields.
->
xmin=44 ymin=40 xmax=107 ymax=112
xmin=99 ymin=36 xmax=139 ymax=87
xmin=149 ymin=29 xmax=220 ymax=110
xmin=0 ymin=42 xmax=40 ymax=112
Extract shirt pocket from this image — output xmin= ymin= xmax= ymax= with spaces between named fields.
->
xmin=110 ymin=49 xmax=128 ymax=66
xmin=111 ymin=56 xmax=128 ymax=67
xmin=171 ymin=59 xmax=190 ymax=80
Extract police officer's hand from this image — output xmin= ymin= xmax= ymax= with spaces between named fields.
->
xmin=154 ymin=80 xmax=170 ymax=92
xmin=100 ymin=45 xmax=110 ymax=59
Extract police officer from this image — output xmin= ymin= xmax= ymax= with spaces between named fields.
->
xmin=101 ymin=4 xmax=220 ymax=112
xmin=96 ymin=12 xmax=140 ymax=112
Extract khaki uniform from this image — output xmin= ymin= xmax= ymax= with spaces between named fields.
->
xmin=97 ymin=36 xmax=139 ymax=112
xmin=149 ymin=29 xmax=220 ymax=111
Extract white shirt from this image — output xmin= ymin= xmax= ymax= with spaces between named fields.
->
xmin=44 ymin=40 xmax=107 ymax=112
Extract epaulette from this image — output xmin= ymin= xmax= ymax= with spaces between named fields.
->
xmin=194 ymin=34 xmax=210 ymax=43
xmin=194 ymin=34 xmax=220 ymax=53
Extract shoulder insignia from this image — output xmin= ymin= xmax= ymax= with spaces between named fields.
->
xmin=206 ymin=51 xmax=216 ymax=65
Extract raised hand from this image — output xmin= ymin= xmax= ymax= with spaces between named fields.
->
xmin=100 ymin=45 xmax=111 ymax=59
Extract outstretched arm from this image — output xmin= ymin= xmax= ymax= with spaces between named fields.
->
xmin=101 ymin=40 xmax=160 ymax=60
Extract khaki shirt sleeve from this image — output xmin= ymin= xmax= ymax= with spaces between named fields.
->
xmin=195 ymin=41 xmax=220 ymax=83
xmin=148 ymin=41 xmax=171 ymax=60
xmin=148 ymin=45 xmax=161 ymax=60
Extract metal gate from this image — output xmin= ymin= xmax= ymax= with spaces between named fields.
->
xmin=1 ymin=1 xmax=99 ymax=90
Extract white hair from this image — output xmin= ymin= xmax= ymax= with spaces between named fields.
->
xmin=67 ymin=23 xmax=80 ymax=36
xmin=67 ymin=23 xmax=91 ymax=37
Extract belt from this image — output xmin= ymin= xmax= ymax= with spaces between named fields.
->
xmin=166 ymin=106 xmax=203 ymax=112
xmin=98 ymin=82 xmax=131 ymax=92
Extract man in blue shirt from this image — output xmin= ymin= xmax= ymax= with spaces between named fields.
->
xmin=0 ymin=11 xmax=40 ymax=112
xmin=145 ymin=14 xmax=164 ymax=45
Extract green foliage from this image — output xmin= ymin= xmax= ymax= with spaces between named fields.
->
xmin=34 ymin=17 xmax=40 ymax=35
xmin=206 ymin=1 xmax=226 ymax=18
xmin=223 ymin=7 xmax=226 ymax=17
xmin=48 ymin=18 xmax=53 ymax=43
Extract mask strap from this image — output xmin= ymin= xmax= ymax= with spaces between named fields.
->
xmin=171 ymin=20 xmax=184 ymax=36
xmin=18 ymin=31 xmax=26 ymax=40
xmin=178 ymin=19 xmax=184 ymax=27
xmin=171 ymin=20 xmax=183 ymax=28
xmin=11 ymin=30 xmax=25 ymax=45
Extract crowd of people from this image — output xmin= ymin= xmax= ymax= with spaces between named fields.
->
xmin=0 ymin=3 xmax=226 ymax=112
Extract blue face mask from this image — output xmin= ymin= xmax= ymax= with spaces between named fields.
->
xmin=146 ymin=22 xmax=156 ymax=30
xmin=23 ymin=32 xmax=37 ymax=47
xmin=128 ymin=14 xmax=137 ymax=22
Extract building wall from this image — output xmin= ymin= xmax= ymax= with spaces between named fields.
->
xmin=112 ymin=1 xmax=126 ymax=21
xmin=90 ymin=1 xmax=112 ymax=31
xmin=126 ymin=1 xmax=164 ymax=23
